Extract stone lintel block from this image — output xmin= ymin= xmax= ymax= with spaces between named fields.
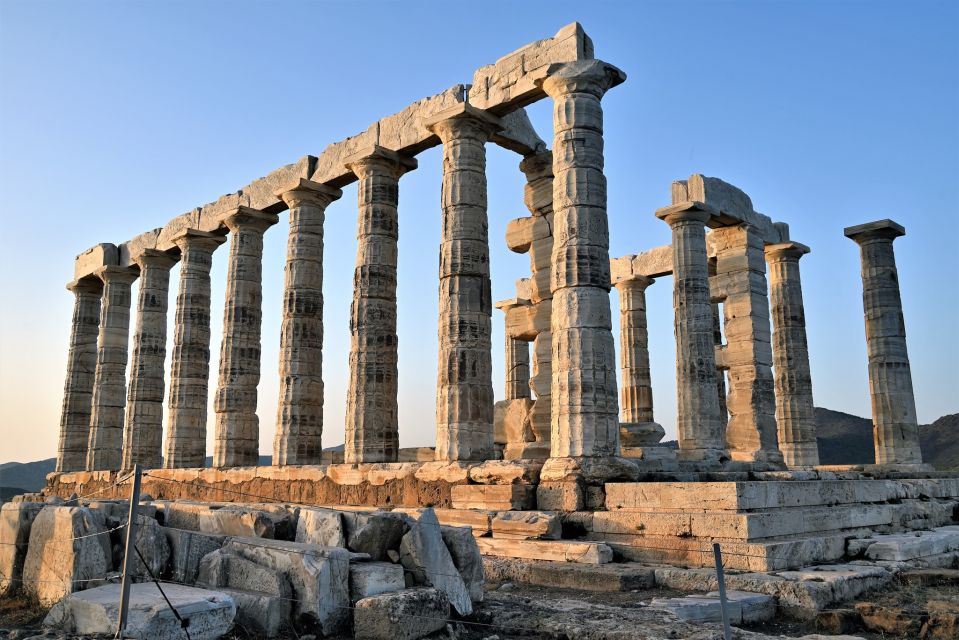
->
xmin=505 ymin=302 xmax=549 ymax=341
xmin=844 ymin=219 xmax=905 ymax=242
xmin=675 ymin=174 xmax=782 ymax=243
xmin=117 ymin=229 xmax=163 ymax=267
xmin=74 ymin=243 xmax=119 ymax=281
xmin=494 ymin=297 xmax=531 ymax=313
xmin=450 ymin=484 xmax=535 ymax=511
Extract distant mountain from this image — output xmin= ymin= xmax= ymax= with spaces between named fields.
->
xmin=0 ymin=458 xmax=55 ymax=494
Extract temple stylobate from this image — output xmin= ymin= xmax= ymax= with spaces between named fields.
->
xmin=54 ymin=22 xmax=926 ymax=483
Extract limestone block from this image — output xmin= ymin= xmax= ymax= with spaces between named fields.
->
xmin=197 ymin=548 xmax=293 ymax=600
xmin=495 ymin=399 xmax=535 ymax=447
xmin=220 ymin=588 xmax=291 ymax=637
xmin=44 ymin=582 xmax=235 ymax=640
xmin=117 ymin=228 xmax=161 ymax=266
xmin=353 ymin=587 xmax=449 ymax=640
xmin=295 ymin=508 xmax=346 ymax=548
xmin=620 ymin=422 xmax=665 ymax=447
xmin=161 ymin=526 xmax=227 ymax=584
xmin=537 ymin=481 xmax=584 ymax=511
xmin=126 ymin=517 xmax=171 ymax=580
xmin=505 ymin=301 xmax=548 ymax=341
xmin=22 ymin=506 xmax=112 ymax=606
xmin=503 ymin=441 xmax=551 ymax=461
xmin=855 ymin=527 xmax=959 ymax=561
xmin=398 ymin=507 xmax=472 ymax=616
xmin=413 ymin=461 xmax=472 ymax=484
xmin=468 ymin=459 xmax=541 ymax=485
xmin=0 ymin=502 xmax=42 ymax=595
xmin=439 ymin=525 xmax=485 ymax=603
xmin=397 ymin=447 xmax=436 ymax=462
xmin=342 ymin=511 xmax=408 ymax=561
xmin=450 ymin=485 xmax=535 ymax=510
xmin=475 ymin=537 xmax=612 ymax=564
xmin=349 ymin=562 xmax=404 ymax=602
xmin=492 ymin=511 xmax=561 ymax=540
xmin=158 ymin=501 xmax=214 ymax=531
xmin=197 ymin=507 xmax=276 ymax=539
xmin=775 ymin=564 xmax=892 ymax=604
xmin=74 ymin=243 xmax=118 ymax=281
xmin=391 ymin=508 xmax=493 ymax=537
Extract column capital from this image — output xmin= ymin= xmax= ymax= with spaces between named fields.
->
xmin=494 ymin=297 xmax=531 ymax=313
xmin=424 ymin=103 xmax=503 ymax=142
xmin=844 ymin=218 xmax=905 ymax=244
xmin=66 ymin=277 xmax=103 ymax=295
xmin=538 ymin=59 xmax=627 ymax=99
xmin=655 ymin=201 xmax=719 ymax=227
xmin=344 ymin=144 xmax=417 ymax=180
xmin=765 ymin=241 xmax=810 ymax=262
xmin=132 ymin=248 xmax=178 ymax=271
xmin=171 ymin=228 xmax=227 ymax=253
xmin=94 ymin=265 xmax=138 ymax=285
xmin=219 ymin=206 xmax=279 ymax=234
xmin=274 ymin=178 xmax=342 ymax=210
xmin=612 ymin=273 xmax=655 ymax=291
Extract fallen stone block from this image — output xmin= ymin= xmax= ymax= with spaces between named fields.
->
xmin=22 ymin=506 xmax=113 ymax=606
xmin=156 ymin=501 xmax=213 ymax=531
xmin=706 ymin=590 xmax=776 ymax=623
xmin=491 ymin=510 xmax=561 ymax=540
xmin=451 ymin=484 xmax=535 ymax=510
xmin=399 ymin=507 xmax=473 ymax=616
xmin=0 ymin=501 xmax=42 ymax=595
xmin=354 ymin=587 xmax=449 ymax=640
xmin=44 ymin=582 xmax=235 ymax=640
xmin=484 ymin=558 xmax=655 ymax=591
xmin=296 ymin=507 xmax=346 ymax=547
xmin=392 ymin=507 xmax=493 ymax=536
xmin=349 ymin=561 xmax=405 ymax=601
xmin=127 ymin=517 xmax=171 ymax=580
xmin=649 ymin=594 xmax=736 ymax=623
xmin=162 ymin=526 xmax=226 ymax=584
xmin=342 ymin=511 xmax=408 ymax=561
xmin=198 ymin=507 xmax=276 ymax=538
xmin=440 ymin=525 xmax=485 ymax=603
xmin=220 ymin=587 xmax=291 ymax=637
xmin=851 ymin=527 xmax=959 ymax=562
xmin=776 ymin=564 xmax=892 ymax=605
xmin=476 ymin=537 xmax=612 ymax=564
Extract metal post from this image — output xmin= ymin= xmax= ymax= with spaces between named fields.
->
xmin=712 ymin=542 xmax=733 ymax=640
xmin=116 ymin=465 xmax=142 ymax=638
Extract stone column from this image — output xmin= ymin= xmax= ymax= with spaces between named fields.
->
xmin=655 ymin=203 xmax=726 ymax=461
xmin=164 ymin=230 xmax=226 ymax=468
xmin=614 ymin=275 xmax=655 ymax=424
xmin=845 ymin=219 xmax=922 ymax=466
xmin=765 ymin=241 xmax=819 ymax=467
xmin=712 ymin=302 xmax=729 ymax=431
xmin=122 ymin=250 xmax=177 ymax=470
xmin=425 ymin=104 xmax=502 ymax=461
xmin=56 ymin=278 xmax=103 ymax=472
xmin=86 ymin=266 xmax=138 ymax=471
xmin=343 ymin=147 xmax=416 ymax=464
xmin=540 ymin=60 xmax=626 ymax=459
xmin=272 ymin=179 xmax=342 ymax=466
xmin=505 ymin=335 xmax=531 ymax=401
xmin=213 ymin=207 xmax=278 ymax=468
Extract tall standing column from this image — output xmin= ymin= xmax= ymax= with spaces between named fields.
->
xmin=425 ymin=104 xmax=502 ymax=461
xmin=655 ymin=203 xmax=726 ymax=460
xmin=56 ymin=278 xmax=103 ymax=472
xmin=165 ymin=230 xmax=226 ymax=468
xmin=86 ymin=266 xmax=138 ymax=470
xmin=343 ymin=147 xmax=415 ymax=464
xmin=765 ymin=241 xmax=819 ymax=467
xmin=614 ymin=275 xmax=656 ymax=424
xmin=122 ymin=250 xmax=177 ymax=470
xmin=845 ymin=219 xmax=922 ymax=466
xmin=540 ymin=59 xmax=626 ymax=459
xmin=272 ymin=179 xmax=342 ymax=466
xmin=213 ymin=207 xmax=278 ymax=468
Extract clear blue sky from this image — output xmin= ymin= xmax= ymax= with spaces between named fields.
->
xmin=1 ymin=0 xmax=957 ymax=462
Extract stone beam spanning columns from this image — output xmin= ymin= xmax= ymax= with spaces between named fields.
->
xmin=343 ymin=146 xmax=416 ymax=464
xmin=655 ymin=202 xmax=726 ymax=462
xmin=86 ymin=265 xmax=139 ymax=471
xmin=213 ymin=207 xmax=279 ymax=468
xmin=540 ymin=59 xmax=626 ymax=460
xmin=425 ymin=104 xmax=503 ymax=462
xmin=765 ymin=241 xmax=819 ymax=467
xmin=845 ymin=219 xmax=923 ymax=466
xmin=56 ymin=278 xmax=103 ymax=472
xmin=272 ymin=179 xmax=342 ymax=466
xmin=122 ymin=249 xmax=178 ymax=470
xmin=165 ymin=230 xmax=226 ymax=468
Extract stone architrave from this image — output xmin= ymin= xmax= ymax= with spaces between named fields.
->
xmin=765 ymin=241 xmax=819 ymax=467
xmin=711 ymin=223 xmax=783 ymax=465
xmin=86 ymin=266 xmax=139 ymax=471
xmin=56 ymin=278 xmax=103 ymax=472
xmin=539 ymin=59 xmax=626 ymax=459
xmin=655 ymin=203 xmax=726 ymax=461
xmin=213 ymin=208 xmax=279 ymax=468
xmin=122 ymin=249 xmax=178 ymax=470
xmin=343 ymin=146 xmax=416 ymax=464
xmin=425 ymin=104 xmax=503 ymax=462
xmin=845 ymin=219 xmax=922 ymax=466
xmin=272 ymin=179 xmax=342 ymax=466
xmin=164 ymin=230 xmax=226 ymax=469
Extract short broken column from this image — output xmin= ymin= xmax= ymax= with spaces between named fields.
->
xmin=122 ymin=249 xmax=178 ymax=470
xmin=655 ymin=203 xmax=726 ymax=461
xmin=845 ymin=219 xmax=923 ymax=466
xmin=343 ymin=146 xmax=416 ymax=464
xmin=165 ymin=230 xmax=226 ymax=469
xmin=425 ymin=104 xmax=502 ymax=461
xmin=765 ymin=241 xmax=819 ymax=467
xmin=213 ymin=207 xmax=279 ymax=468
xmin=56 ymin=278 xmax=103 ymax=472
xmin=86 ymin=265 xmax=139 ymax=471
xmin=272 ymin=179 xmax=342 ymax=466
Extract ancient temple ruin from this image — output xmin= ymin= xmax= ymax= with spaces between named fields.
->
xmin=45 ymin=23 xmax=957 ymax=574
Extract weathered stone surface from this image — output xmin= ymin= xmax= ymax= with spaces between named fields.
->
xmin=850 ymin=526 xmax=959 ymax=561
xmin=392 ymin=507 xmax=493 ymax=536
xmin=650 ymin=590 xmax=775 ymax=625
xmin=22 ymin=506 xmax=112 ymax=606
xmin=353 ymin=587 xmax=449 ymax=640
xmin=476 ymin=537 xmax=612 ymax=564
xmin=398 ymin=507 xmax=472 ymax=616
xmin=493 ymin=398 xmax=535 ymax=447
xmin=349 ymin=561 xmax=405 ymax=601
xmin=295 ymin=507 xmax=346 ymax=547
xmin=0 ymin=502 xmax=42 ymax=595
xmin=483 ymin=557 xmax=655 ymax=591
xmin=44 ymin=582 xmax=235 ymax=640
xmin=451 ymin=484 xmax=536 ymax=510
xmin=162 ymin=526 xmax=226 ymax=584
xmin=491 ymin=511 xmax=561 ymax=540
xmin=128 ymin=516 xmax=171 ymax=579
xmin=342 ymin=511 xmax=408 ymax=561
xmin=74 ymin=243 xmax=118 ymax=282
xmin=776 ymin=564 xmax=893 ymax=605
xmin=440 ymin=525 xmax=485 ymax=603
xmin=198 ymin=507 xmax=277 ymax=538
xmin=468 ymin=459 xmax=541 ymax=485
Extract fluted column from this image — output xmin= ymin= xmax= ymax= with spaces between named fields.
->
xmin=213 ymin=207 xmax=278 ymax=468
xmin=425 ymin=104 xmax=502 ymax=461
xmin=766 ymin=241 xmax=819 ymax=467
xmin=272 ymin=179 xmax=342 ymax=466
xmin=86 ymin=266 xmax=138 ymax=470
xmin=164 ymin=230 xmax=226 ymax=468
xmin=656 ymin=203 xmax=726 ymax=460
xmin=615 ymin=275 xmax=655 ymax=424
xmin=845 ymin=219 xmax=922 ymax=466
xmin=343 ymin=147 xmax=415 ymax=464
xmin=56 ymin=278 xmax=103 ymax=472
xmin=712 ymin=302 xmax=729 ymax=431
xmin=122 ymin=250 xmax=177 ymax=470
xmin=505 ymin=336 xmax=531 ymax=401
xmin=540 ymin=59 xmax=626 ymax=459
